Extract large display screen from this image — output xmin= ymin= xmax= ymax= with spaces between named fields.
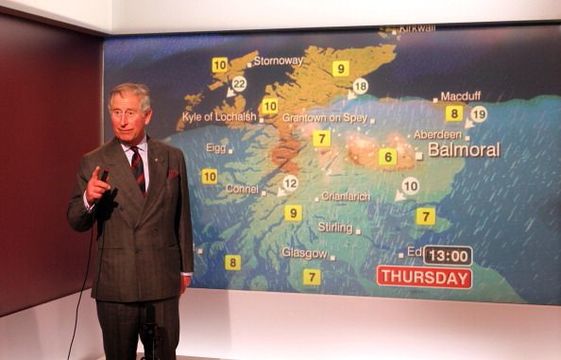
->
xmin=104 ymin=23 xmax=561 ymax=305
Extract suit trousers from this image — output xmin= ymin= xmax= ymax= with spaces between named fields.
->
xmin=96 ymin=297 xmax=180 ymax=360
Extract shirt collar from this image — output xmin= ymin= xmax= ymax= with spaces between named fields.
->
xmin=119 ymin=135 xmax=148 ymax=153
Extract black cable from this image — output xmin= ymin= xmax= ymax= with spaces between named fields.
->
xmin=67 ymin=226 xmax=94 ymax=360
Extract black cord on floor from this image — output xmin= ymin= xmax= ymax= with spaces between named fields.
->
xmin=67 ymin=227 xmax=94 ymax=360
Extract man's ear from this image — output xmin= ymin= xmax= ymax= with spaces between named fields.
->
xmin=144 ymin=109 xmax=153 ymax=125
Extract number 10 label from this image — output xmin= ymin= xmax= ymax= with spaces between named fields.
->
xmin=201 ymin=168 xmax=218 ymax=184
xmin=211 ymin=57 xmax=228 ymax=73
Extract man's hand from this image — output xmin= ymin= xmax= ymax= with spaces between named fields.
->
xmin=85 ymin=166 xmax=111 ymax=206
xmin=180 ymin=273 xmax=192 ymax=295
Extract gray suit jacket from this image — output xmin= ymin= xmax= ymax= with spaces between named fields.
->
xmin=67 ymin=137 xmax=193 ymax=302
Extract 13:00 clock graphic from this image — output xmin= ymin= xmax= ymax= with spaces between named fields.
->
xmin=423 ymin=245 xmax=473 ymax=266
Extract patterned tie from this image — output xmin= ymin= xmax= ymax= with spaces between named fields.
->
xmin=130 ymin=146 xmax=146 ymax=195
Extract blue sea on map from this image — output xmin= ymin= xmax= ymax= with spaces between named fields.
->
xmin=170 ymin=95 xmax=561 ymax=305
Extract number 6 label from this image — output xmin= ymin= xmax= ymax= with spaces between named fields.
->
xmin=379 ymin=148 xmax=397 ymax=166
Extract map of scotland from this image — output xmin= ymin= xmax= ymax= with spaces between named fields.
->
xmin=104 ymin=24 xmax=561 ymax=305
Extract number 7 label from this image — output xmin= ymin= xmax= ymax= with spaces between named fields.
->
xmin=303 ymin=268 xmax=321 ymax=286
xmin=416 ymin=207 xmax=436 ymax=226
xmin=313 ymin=130 xmax=331 ymax=147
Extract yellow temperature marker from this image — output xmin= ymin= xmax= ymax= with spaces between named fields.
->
xmin=303 ymin=268 xmax=322 ymax=286
xmin=379 ymin=148 xmax=397 ymax=166
xmin=201 ymin=168 xmax=218 ymax=184
xmin=225 ymin=255 xmax=241 ymax=271
xmin=284 ymin=205 xmax=302 ymax=222
xmin=332 ymin=60 xmax=350 ymax=77
xmin=211 ymin=57 xmax=228 ymax=73
xmin=416 ymin=207 xmax=436 ymax=226
xmin=313 ymin=130 xmax=331 ymax=147
xmin=445 ymin=105 xmax=464 ymax=122
xmin=261 ymin=97 xmax=279 ymax=115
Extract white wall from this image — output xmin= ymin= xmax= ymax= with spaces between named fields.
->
xmin=179 ymin=289 xmax=561 ymax=360
xmin=0 ymin=0 xmax=560 ymax=34
xmin=111 ymin=0 xmax=561 ymax=34
xmin=0 ymin=0 xmax=111 ymax=32
xmin=2 ymin=288 xmax=560 ymax=359
xmin=0 ymin=290 xmax=103 ymax=360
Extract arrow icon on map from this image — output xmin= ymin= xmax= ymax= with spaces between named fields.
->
xmin=347 ymin=90 xmax=357 ymax=100
xmin=464 ymin=119 xmax=475 ymax=129
xmin=394 ymin=190 xmax=406 ymax=202
xmin=277 ymin=187 xmax=288 ymax=197
xmin=227 ymin=87 xmax=236 ymax=98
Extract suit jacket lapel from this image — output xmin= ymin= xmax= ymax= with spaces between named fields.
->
xmin=102 ymin=138 xmax=145 ymax=228
xmin=138 ymin=138 xmax=168 ymax=224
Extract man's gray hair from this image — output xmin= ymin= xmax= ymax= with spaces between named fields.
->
xmin=108 ymin=83 xmax=151 ymax=113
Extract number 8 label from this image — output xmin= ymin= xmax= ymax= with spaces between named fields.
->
xmin=225 ymin=255 xmax=241 ymax=271
xmin=445 ymin=105 xmax=463 ymax=122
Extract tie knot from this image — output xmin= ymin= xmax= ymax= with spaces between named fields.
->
xmin=130 ymin=146 xmax=140 ymax=155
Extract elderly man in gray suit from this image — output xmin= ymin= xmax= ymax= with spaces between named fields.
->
xmin=67 ymin=82 xmax=193 ymax=360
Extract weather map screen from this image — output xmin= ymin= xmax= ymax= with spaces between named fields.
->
xmin=104 ymin=23 xmax=561 ymax=305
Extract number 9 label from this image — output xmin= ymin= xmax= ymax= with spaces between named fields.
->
xmin=332 ymin=60 xmax=350 ymax=77
xmin=284 ymin=205 xmax=302 ymax=222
